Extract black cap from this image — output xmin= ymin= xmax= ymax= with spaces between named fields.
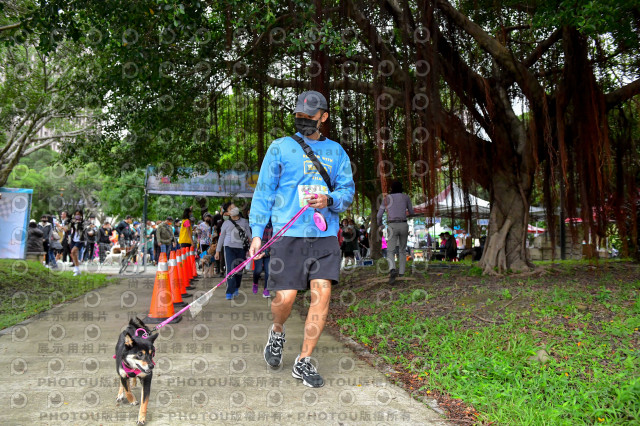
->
xmin=293 ymin=91 xmax=328 ymax=116
xmin=166 ymin=216 xmax=173 ymax=222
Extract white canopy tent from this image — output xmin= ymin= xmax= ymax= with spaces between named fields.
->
xmin=413 ymin=183 xmax=490 ymax=218
xmin=413 ymin=183 xmax=546 ymax=219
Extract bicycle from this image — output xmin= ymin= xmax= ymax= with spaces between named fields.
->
xmin=119 ymin=240 xmax=142 ymax=274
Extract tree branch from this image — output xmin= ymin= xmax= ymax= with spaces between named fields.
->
xmin=522 ymin=28 xmax=562 ymax=69
xmin=605 ymin=78 xmax=640 ymax=110
xmin=345 ymin=0 xmax=407 ymax=87
xmin=0 ymin=22 xmax=21 ymax=32
xmin=435 ymin=0 xmax=545 ymax=105
xmin=262 ymin=74 xmax=404 ymax=105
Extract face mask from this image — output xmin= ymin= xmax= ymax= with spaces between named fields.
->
xmin=229 ymin=208 xmax=240 ymax=216
xmin=223 ymin=216 xmax=230 ymax=221
xmin=74 ymin=215 xmax=81 ymax=220
xmin=295 ymin=117 xmax=319 ymax=137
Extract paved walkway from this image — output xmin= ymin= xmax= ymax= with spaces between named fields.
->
xmin=1 ymin=272 xmax=447 ymax=425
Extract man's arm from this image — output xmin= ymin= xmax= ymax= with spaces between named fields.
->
xmin=327 ymin=148 xmax=355 ymax=213
xmin=216 ymin=223 xmax=227 ymax=253
xmin=406 ymin=194 xmax=414 ymax=216
xmin=249 ymin=143 xmax=280 ymax=239
xmin=376 ymin=202 xmax=385 ymax=226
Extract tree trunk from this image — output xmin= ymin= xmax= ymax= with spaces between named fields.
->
xmin=479 ymin=170 xmax=532 ymax=274
xmin=312 ymin=0 xmax=330 ymax=137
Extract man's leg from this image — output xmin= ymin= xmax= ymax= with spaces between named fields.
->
xmin=271 ymin=289 xmax=297 ymax=332
xmin=300 ymin=279 xmax=331 ymax=358
xmin=386 ymin=225 xmax=397 ymax=271
xmin=264 ymin=289 xmax=297 ymax=367
xmin=398 ymin=224 xmax=409 ymax=275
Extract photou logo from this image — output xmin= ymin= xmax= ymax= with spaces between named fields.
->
xmin=83 ymin=391 xmax=100 ymax=407
xmin=229 ymin=357 xmax=246 ymax=374
xmin=191 ymin=357 xmax=208 ymax=375
xmin=47 ymin=390 xmax=64 ymax=408
xmin=192 ymin=323 xmax=209 ymax=341
xmin=375 ymin=388 xmax=392 ymax=405
xmin=339 ymin=389 xmax=356 ymax=406
xmin=120 ymin=291 xmax=137 ymax=308
xmin=191 ymin=390 xmax=208 ymax=408
xmin=84 ymin=324 xmax=101 ymax=341
xmin=11 ymin=292 xmax=28 ymax=309
xmin=48 ymin=357 xmax=65 ymax=375
xmin=11 ymin=324 xmax=28 ymax=342
xmin=266 ymin=390 xmax=283 ymax=407
xmin=11 ymin=358 xmax=27 ymax=375
xmin=230 ymin=324 xmax=247 ymax=341
xmin=302 ymin=389 xmax=318 ymax=406
xmin=10 ymin=392 xmax=27 ymax=409
xmin=84 ymin=291 xmax=101 ymax=308
xmin=48 ymin=324 xmax=66 ymax=341
xmin=338 ymin=356 xmax=355 ymax=373
xmin=156 ymin=390 xmax=172 ymax=407
xmin=229 ymin=391 xmax=246 ymax=408
xmin=83 ymin=357 xmax=100 ymax=374
xmin=155 ymin=357 xmax=172 ymax=374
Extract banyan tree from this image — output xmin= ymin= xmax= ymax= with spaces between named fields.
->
xmin=10 ymin=0 xmax=640 ymax=273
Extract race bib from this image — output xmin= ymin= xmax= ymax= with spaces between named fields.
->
xmin=297 ymin=185 xmax=328 ymax=207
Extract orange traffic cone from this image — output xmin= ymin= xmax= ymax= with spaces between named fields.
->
xmin=190 ymin=245 xmax=199 ymax=280
xmin=144 ymin=252 xmax=182 ymax=324
xmin=168 ymin=250 xmax=187 ymax=308
xmin=185 ymin=246 xmax=193 ymax=281
xmin=177 ymin=248 xmax=192 ymax=298
xmin=185 ymin=247 xmax=196 ymax=290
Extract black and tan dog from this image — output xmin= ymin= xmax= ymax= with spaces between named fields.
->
xmin=201 ymin=243 xmax=217 ymax=278
xmin=114 ymin=317 xmax=158 ymax=425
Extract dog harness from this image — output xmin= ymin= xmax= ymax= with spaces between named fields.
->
xmin=114 ymin=328 xmax=155 ymax=377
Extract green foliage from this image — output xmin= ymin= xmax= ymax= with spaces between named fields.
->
xmin=336 ymin=263 xmax=640 ymax=424
xmin=6 ymin=148 xmax=220 ymax=221
xmin=7 ymin=148 xmax=104 ymax=219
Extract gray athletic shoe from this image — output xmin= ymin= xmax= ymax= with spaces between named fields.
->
xmin=264 ymin=325 xmax=285 ymax=367
xmin=292 ymin=355 xmax=324 ymax=388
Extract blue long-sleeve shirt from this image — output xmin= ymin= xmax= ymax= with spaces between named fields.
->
xmin=250 ymin=133 xmax=355 ymax=239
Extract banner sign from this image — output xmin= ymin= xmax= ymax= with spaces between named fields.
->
xmin=477 ymin=219 xmax=489 ymax=226
xmin=146 ymin=168 xmax=259 ymax=198
xmin=0 ymin=188 xmax=33 ymax=259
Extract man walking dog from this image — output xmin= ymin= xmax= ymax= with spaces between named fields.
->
xmin=249 ymin=91 xmax=355 ymax=388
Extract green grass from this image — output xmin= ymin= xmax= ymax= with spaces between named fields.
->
xmin=0 ymin=259 xmax=110 ymax=329
xmin=335 ymin=265 xmax=640 ymax=425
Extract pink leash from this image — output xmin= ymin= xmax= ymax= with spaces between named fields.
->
xmin=152 ymin=204 xmax=311 ymax=331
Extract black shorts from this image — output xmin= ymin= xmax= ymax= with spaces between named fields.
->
xmin=267 ymin=236 xmax=341 ymax=291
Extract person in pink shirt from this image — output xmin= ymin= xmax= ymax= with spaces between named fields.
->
xmin=381 ymin=235 xmax=388 ymax=258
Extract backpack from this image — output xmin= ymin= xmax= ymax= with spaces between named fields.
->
xmin=49 ymin=226 xmax=60 ymax=242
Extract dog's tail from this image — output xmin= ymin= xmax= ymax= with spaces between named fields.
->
xmin=129 ymin=316 xmax=149 ymax=332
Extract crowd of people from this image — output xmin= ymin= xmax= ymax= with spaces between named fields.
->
xmin=24 ymin=205 xmax=272 ymax=291
xmin=25 ymin=203 xmax=481 ymax=282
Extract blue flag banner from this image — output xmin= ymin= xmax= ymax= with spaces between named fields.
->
xmin=0 ymin=188 xmax=33 ymax=259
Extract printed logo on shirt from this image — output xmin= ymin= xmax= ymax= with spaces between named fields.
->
xmin=303 ymin=161 xmax=332 ymax=176
xmin=297 ymin=185 xmax=328 ymax=207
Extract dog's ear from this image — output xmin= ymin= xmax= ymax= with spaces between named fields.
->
xmin=124 ymin=333 xmax=134 ymax=347
xmin=149 ymin=333 xmax=159 ymax=344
